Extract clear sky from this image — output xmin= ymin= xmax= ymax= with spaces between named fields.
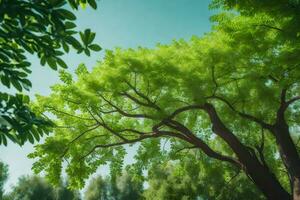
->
xmin=0 ymin=0 xmax=214 ymax=193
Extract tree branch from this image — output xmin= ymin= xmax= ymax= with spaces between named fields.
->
xmin=60 ymin=124 xmax=100 ymax=158
xmin=80 ymin=133 xmax=163 ymax=160
xmin=124 ymin=80 xmax=161 ymax=110
xmin=119 ymin=92 xmax=160 ymax=110
xmin=206 ymin=95 xmax=273 ymax=130
xmin=45 ymin=106 xmax=94 ymax=121
xmin=97 ymin=93 xmax=154 ymax=119
xmin=162 ymin=119 xmax=241 ymax=167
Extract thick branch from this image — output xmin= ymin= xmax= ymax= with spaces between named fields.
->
xmin=206 ymin=96 xmax=273 ymax=130
xmin=163 ymin=119 xmax=240 ymax=167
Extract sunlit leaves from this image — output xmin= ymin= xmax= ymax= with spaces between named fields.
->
xmin=29 ymin=0 xmax=300 ymax=194
xmin=0 ymin=0 xmax=101 ymax=145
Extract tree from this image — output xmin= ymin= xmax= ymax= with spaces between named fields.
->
xmin=54 ymin=179 xmax=81 ymax=200
xmin=5 ymin=175 xmax=81 ymax=200
xmin=144 ymin=153 xmax=264 ymax=200
xmin=117 ymin=170 xmax=143 ymax=200
xmin=29 ymin=0 xmax=300 ymax=199
xmin=0 ymin=0 xmax=101 ymax=146
xmin=84 ymin=172 xmax=143 ymax=200
xmin=0 ymin=161 xmax=8 ymax=199
xmin=7 ymin=175 xmax=55 ymax=200
xmin=84 ymin=176 xmax=112 ymax=200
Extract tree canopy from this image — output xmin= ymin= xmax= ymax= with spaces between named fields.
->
xmin=4 ymin=175 xmax=80 ymax=200
xmin=84 ymin=172 xmax=143 ymax=200
xmin=29 ymin=0 xmax=300 ymax=199
xmin=144 ymin=154 xmax=263 ymax=200
xmin=0 ymin=0 xmax=101 ymax=146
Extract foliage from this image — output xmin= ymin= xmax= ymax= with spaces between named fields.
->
xmin=54 ymin=179 xmax=81 ymax=200
xmin=0 ymin=0 xmax=101 ymax=146
xmin=0 ymin=161 xmax=8 ymax=199
xmin=6 ymin=175 xmax=55 ymax=200
xmin=4 ymin=175 xmax=80 ymax=200
xmin=84 ymin=172 xmax=143 ymax=200
xmin=84 ymin=176 xmax=111 ymax=200
xmin=144 ymin=154 xmax=264 ymax=200
xmin=29 ymin=0 xmax=300 ymax=199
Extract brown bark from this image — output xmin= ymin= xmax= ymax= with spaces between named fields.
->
xmin=293 ymin=177 xmax=300 ymax=200
xmin=270 ymin=89 xmax=300 ymax=200
xmin=273 ymin=117 xmax=300 ymax=200
xmin=203 ymin=103 xmax=291 ymax=200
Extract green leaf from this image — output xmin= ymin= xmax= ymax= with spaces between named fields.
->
xmin=88 ymin=32 xmax=96 ymax=44
xmin=40 ymin=56 xmax=46 ymax=66
xmin=23 ymin=95 xmax=30 ymax=104
xmin=1 ymin=76 xmax=10 ymax=88
xmin=62 ymin=42 xmax=70 ymax=53
xmin=27 ymin=133 xmax=35 ymax=144
xmin=47 ymin=57 xmax=57 ymax=70
xmin=84 ymin=48 xmax=90 ymax=56
xmin=21 ymin=79 xmax=32 ymax=90
xmin=66 ymin=36 xmax=82 ymax=50
xmin=11 ymin=79 xmax=23 ymax=91
xmin=56 ymin=9 xmax=77 ymax=20
xmin=65 ymin=21 xmax=76 ymax=29
xmin=2 ymin=135 xmax=7 ymax=146
xmin=84 ymin=29 xmax=91 ymax=38
xmin=80 ymin=31 xmax=86 ymax=46
xmin=88 ymin=0 xmax=97 ymax=9
xmin=31 ymin=128 xmax=40 ymax=142
xmin=68 ymin=0 xmax=78 ymax=9
xmin=57 ymin=57 xmax=68 ymax=68
xmin=89 ymin=44 xmax=102 ymax=51
xmin=5 ymin=132 xmax=18 ymax=144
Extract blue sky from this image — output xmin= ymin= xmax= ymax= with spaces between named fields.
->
xmin=0 ymin=0 xmax=214 ymax=193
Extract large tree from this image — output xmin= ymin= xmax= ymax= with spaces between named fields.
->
xmin=0 ymin=0 xmax=101 ymax=146
xmin=29 ymin=0 xmax=300 ymax=199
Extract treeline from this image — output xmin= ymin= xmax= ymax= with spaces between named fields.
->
xmin=0 ymin=154 xmax=264 ymax=200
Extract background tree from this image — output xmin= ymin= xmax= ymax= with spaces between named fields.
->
xmin=4 ymin=175 xmax=80 ymax=200
xmin=29 ymin=0 xmax=300 ymax=199
xmin=54 ymin=179 xmax=81 ymax=200
xmin=0 ymin=0 xmax=101 ymax=146
xmin=7 ymin=175 xmax=55 ymax=200
xmin=144 ymin=153 xmax=264 ymax=200
xmin=84 ymin=172 xmax=143 ymax=200
xmin=0 ymin=161 xmax=8 ymax=199
xmin=84 ymin=176 xmax=112 ymax=200
xmin=116 ymin=170 xmax=143 ymax=200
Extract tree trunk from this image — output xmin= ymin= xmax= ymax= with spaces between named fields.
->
xmin=293 ymin=177 xmax=300 ymax=200
xmin=203 ymin=103 xmax=291 ymax=199
xmin=243 ymin=155 xmax=291 ymax=200
xmin=273 ymin=121 xmax=300 ymax=200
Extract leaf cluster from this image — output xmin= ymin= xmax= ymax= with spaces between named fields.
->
xmin=0 ymin=0 xmax=101 ymax=145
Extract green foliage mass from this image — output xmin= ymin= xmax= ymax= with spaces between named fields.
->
xmin=84 ymin=172 xmax=143 ymax=200
xmin=144 ymin=154 xmax=264 ymax=200
xmin=30 ymin=28 xmax=298 ymax=187
xmin=4 ymin=175 xmax=80 ymax=200
xmin=28 ymin=0 xmax=300 ymax=198
xmin=0 ymin=0 xmax=101 ymax=146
